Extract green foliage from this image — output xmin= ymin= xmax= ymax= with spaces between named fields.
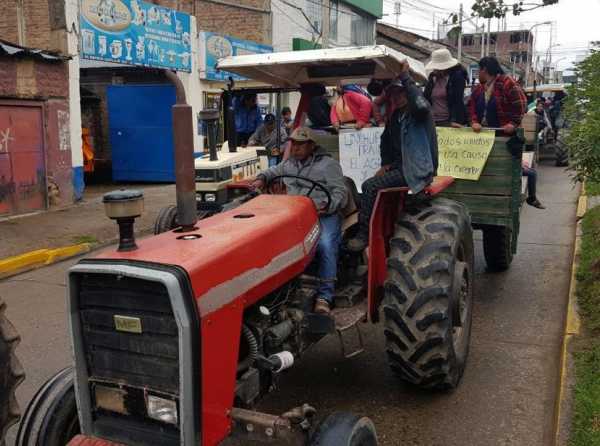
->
xmin=565 ymin=48 xmax=600 ymax=184
xmin=570 ymin=205 xmax=600 ymax=446
xmin=471 ymin=0 xmax=559 ymax=18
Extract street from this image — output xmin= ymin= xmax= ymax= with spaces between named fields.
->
xmin=1 ymin=162 xmax=578 ymax=446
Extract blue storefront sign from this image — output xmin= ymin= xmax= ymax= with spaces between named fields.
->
xmin=200 ymin=31 xmax=273 ymax=81
xmin=79 ymin=0 xmax=191 ymax=72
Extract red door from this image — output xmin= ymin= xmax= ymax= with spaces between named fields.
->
xmin=0 ymin=102 xmax=46 ymax=216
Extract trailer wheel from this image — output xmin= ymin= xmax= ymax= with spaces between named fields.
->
xmin=482 ymin=226 xmax=513 ymax=272
xmin=310 ymin=412 xmax=377 ymax=446
xmin=383 ymin=198 xmax=474 ymax=390
xmin=154 ymin=205 xmax=179 ymax=234
xmin=16 ymin=368 xmax=79 ymax=446
xmin=554 ymin=143 xmax=569 ymax=167
xmin=0 ymin=298 xmax=25 ymax=446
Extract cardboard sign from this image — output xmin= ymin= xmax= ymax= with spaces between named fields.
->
xmin=338 ymin=127 xmax=384 ymax=192
xmin=436 ymin=128 xmax=496 ymax=180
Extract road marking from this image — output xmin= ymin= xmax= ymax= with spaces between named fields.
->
xmin=553 ymin=186 xmax=584 ymax=445
xmin=0 ymin=244 xmax=91 ymax=279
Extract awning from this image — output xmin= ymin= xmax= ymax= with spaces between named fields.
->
xmin=216 ymin=45 xmax=427 ymax=88
xmin=0 ymin=39 xmax=69 ymax=61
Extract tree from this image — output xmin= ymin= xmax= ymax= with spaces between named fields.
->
xmin=471 ymin=0 xmax=560 ymax=18
xmin=564 ymin=46 xmax=600 ymax=184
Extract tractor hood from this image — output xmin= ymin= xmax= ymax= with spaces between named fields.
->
xmin=216 ymin=45 xmax=427 ymax=87
xmin=94 ymin=194 xmax=320 ymax=316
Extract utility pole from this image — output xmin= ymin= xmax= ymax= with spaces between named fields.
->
xmin=480 ymin=24 xmax=485 ymax=58
xmin=321 ymin=0 xmax=330 ymax=48
xmin=486 ymin=17 xmax=492 ymax=56
xmin=457 ymin=3 xmax=463 ymax=62
xmin=394 ymin=1 xmax=401 ymax=28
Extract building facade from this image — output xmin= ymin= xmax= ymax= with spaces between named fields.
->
xmin=446 ymin=29 xmax=535 ymax=81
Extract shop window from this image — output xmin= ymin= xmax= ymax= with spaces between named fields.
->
xmin=462 ymin=35 xmax=474 ymax=46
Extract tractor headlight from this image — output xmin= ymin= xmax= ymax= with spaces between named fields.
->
xmin=147 ymin=394 xmax=178 ymax=425
xmin=204 ymin=193 xmax=216 ymax=202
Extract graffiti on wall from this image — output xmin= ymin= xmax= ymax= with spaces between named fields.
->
xmin=0 ymin=128 xmax=14 ymax=153
xmin=57 ymin=110 xmax=70 ymax=151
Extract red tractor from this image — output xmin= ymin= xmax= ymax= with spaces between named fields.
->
xmin=16 ymin=50 xmax=474 ymax=446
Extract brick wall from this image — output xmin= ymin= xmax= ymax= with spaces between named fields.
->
xmin=0 ymin=0 xmax=52 ymax=50
xmin=194 ymin=0 xmax=271 ymax=44
xmin=0 ymin=55 xmax=68 ymax=99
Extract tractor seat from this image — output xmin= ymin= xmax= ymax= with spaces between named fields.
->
xmin=341 ymin=177 xmax=360 ymax=217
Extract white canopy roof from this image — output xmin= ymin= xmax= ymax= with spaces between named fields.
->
xmin=215 ymin=45 xmax=427 ymax=88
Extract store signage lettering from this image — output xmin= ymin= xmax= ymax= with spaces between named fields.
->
xmin=80 ymin=0 xmax=191 ymax=72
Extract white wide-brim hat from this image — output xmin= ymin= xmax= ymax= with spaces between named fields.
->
xmin=426 ymin=48 xmax=459 ymax=74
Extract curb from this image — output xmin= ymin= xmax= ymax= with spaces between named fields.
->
xmin=0 ymin=244 xmax=92 ymax=280
xmin=553 ymin=187 xmax=586 ymax=445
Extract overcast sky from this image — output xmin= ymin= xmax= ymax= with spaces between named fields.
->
xmin=380 ymin=0 xmax=599 ymax=72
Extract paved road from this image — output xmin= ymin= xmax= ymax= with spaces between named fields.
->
xmin=1 ymin=162 xmax=578 ymax=445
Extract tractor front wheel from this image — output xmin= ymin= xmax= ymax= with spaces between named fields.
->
xmin=154 ymin=205 xmax=179 ymax=234
xmin=482 ymin=226 xmax=513 ymax=272
xmin=0 ymin=298 xmax=25 ymax=446
xmin=310 ymin=412 xmax=378 ymax=446
xmin=16 ymin=368 xmax=79 ymax=446
xmin=383 ymin=198 xmax=474 ymax=390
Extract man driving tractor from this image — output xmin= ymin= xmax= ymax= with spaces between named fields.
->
xmin=252 ymin=127 xmax=348 ymax=315
xmin=347 ymin=61 xmax=439 ymax=252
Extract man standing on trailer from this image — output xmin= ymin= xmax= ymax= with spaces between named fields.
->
xmin=347 ymin=62 xmax=438 ymax=252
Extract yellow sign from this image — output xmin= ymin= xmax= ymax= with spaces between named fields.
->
xmin=436 ymin=128 xmax=496 ymax=181
xmin=114 ymin=315 xmax=142 ymax=334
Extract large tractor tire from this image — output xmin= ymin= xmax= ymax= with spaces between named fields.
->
xmin=383 ymin=198 xmax=474 ymax=390
xmin=16 ymin=367 xmax=80 ymax=446
xmin=154 ymin=205 xmax=179 ymax=234
xmin=482 ymin=226 xmax=513 ymax=272
xmin=554 ymin=142 xmax=569 ymax=167
xmin=310 ymin=412 xmax=378 ymax=446
xmin=0 ymin=298 xmax=25 ymax=446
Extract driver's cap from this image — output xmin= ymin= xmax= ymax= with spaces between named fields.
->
xmin=289 ymin=127 xmax=314 ymax=143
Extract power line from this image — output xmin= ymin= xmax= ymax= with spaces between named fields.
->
xmin=272 ymin=1 xmax=321 ymax=37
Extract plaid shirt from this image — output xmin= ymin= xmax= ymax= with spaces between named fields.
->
xmin=468 ymin=75 xmax=527 ymax=127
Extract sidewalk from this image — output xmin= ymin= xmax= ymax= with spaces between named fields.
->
xmin=0 ymin=183 xmax=176 ymax=260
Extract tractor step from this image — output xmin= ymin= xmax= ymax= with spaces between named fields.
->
xmin=331 ymin=303 xmax=367 ymax=359
xmin=334 ymin=284 xmax=365 ymax=308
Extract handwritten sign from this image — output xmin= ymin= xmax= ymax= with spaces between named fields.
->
xmin=436 ymin=128 xmax=495 ymax=181
xmin=338 ymin=127 xmax=384 ymax=192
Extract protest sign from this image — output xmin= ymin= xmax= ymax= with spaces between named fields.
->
xmin=338 ymin=127 xmax=384 ymax=192
xmin=436 ymin=128 xmax=495 ymax=180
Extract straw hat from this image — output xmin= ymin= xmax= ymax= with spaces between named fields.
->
xmin=425 ymin=48 xmax=459 ymax=74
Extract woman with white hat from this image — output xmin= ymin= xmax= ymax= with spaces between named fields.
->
xmin=424 ymin=48 xmax=469 ymax=127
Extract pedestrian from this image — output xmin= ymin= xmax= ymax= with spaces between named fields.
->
xmin=234 ymin=93 xmax=262 ymax=146
xmin=281 ymin=106 xmax=294 ymax=136
xmin=247 ymin=113 xmax=287 ymax=167
xmin=347 ymin=61 xmax=438 ymax=252
xmin=306 ymin=84 xmax=332 ymax=128
xmin=369 ymin=78 xmax=407 ymax=126
xmin=468 ymin=56 xmax=527 ymax=135
xmin=330 ymin=83 xmax=373 ymax=130
xmin=252 ymin=127 xmax=348 ymax=314
xmin=424 ymin=48 xmax=469 ymax=128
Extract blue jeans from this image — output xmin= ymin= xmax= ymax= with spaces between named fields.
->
xmin=316 ymin=214 xmax=342 ymax=303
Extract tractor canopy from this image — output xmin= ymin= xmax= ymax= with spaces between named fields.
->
xmin=215 ymin=45 xmax=428 ymax=88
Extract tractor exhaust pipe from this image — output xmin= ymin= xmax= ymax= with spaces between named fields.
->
xmin=165 ymin=70 xmax=197 ymax=231
xmin=226 ymin=77 xmax=237 ymax=153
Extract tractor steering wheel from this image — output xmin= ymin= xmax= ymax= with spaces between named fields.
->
xmin=267 ymin=175 xmax=332 ymax=214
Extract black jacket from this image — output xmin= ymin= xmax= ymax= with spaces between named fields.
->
xmin=424 ymin=65 xmax=468 ymax=125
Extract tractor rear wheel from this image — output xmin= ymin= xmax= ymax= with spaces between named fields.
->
xmin=482 ymin=226 xmax=513 ymax=272
xmin=0 ymin=298 xmax=25 ymax=446
xmin=16 ymin=367 xmax=79 ymax=446
xmin=154 ymin=205 xmax=179 ymax=234
xmin=383 ymin=198 xmax=474 ymax=390
xmin=310 ymin=412 xmax=378 ymax=446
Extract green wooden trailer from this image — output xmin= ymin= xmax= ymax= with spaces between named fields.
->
xmin=440 ymin=133 xmax=524 ymax=271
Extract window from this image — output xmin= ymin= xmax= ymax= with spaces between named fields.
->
xmin=510 ymin=31 xmax=529 ymax=44
xmin=329 ymin=0 xmax=339 ymax=42
xmin=489 ymin=33 xmax=497 ymax=44
xmin=462 ymin=35 xmax=474 ymax=46
xmin=351 ymin=14 xmax=375 ymax=45
xmin=305 ymin=0 xmax=322 ymax=34
xmin=510 ymin=52 xmax=521 ymax=63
